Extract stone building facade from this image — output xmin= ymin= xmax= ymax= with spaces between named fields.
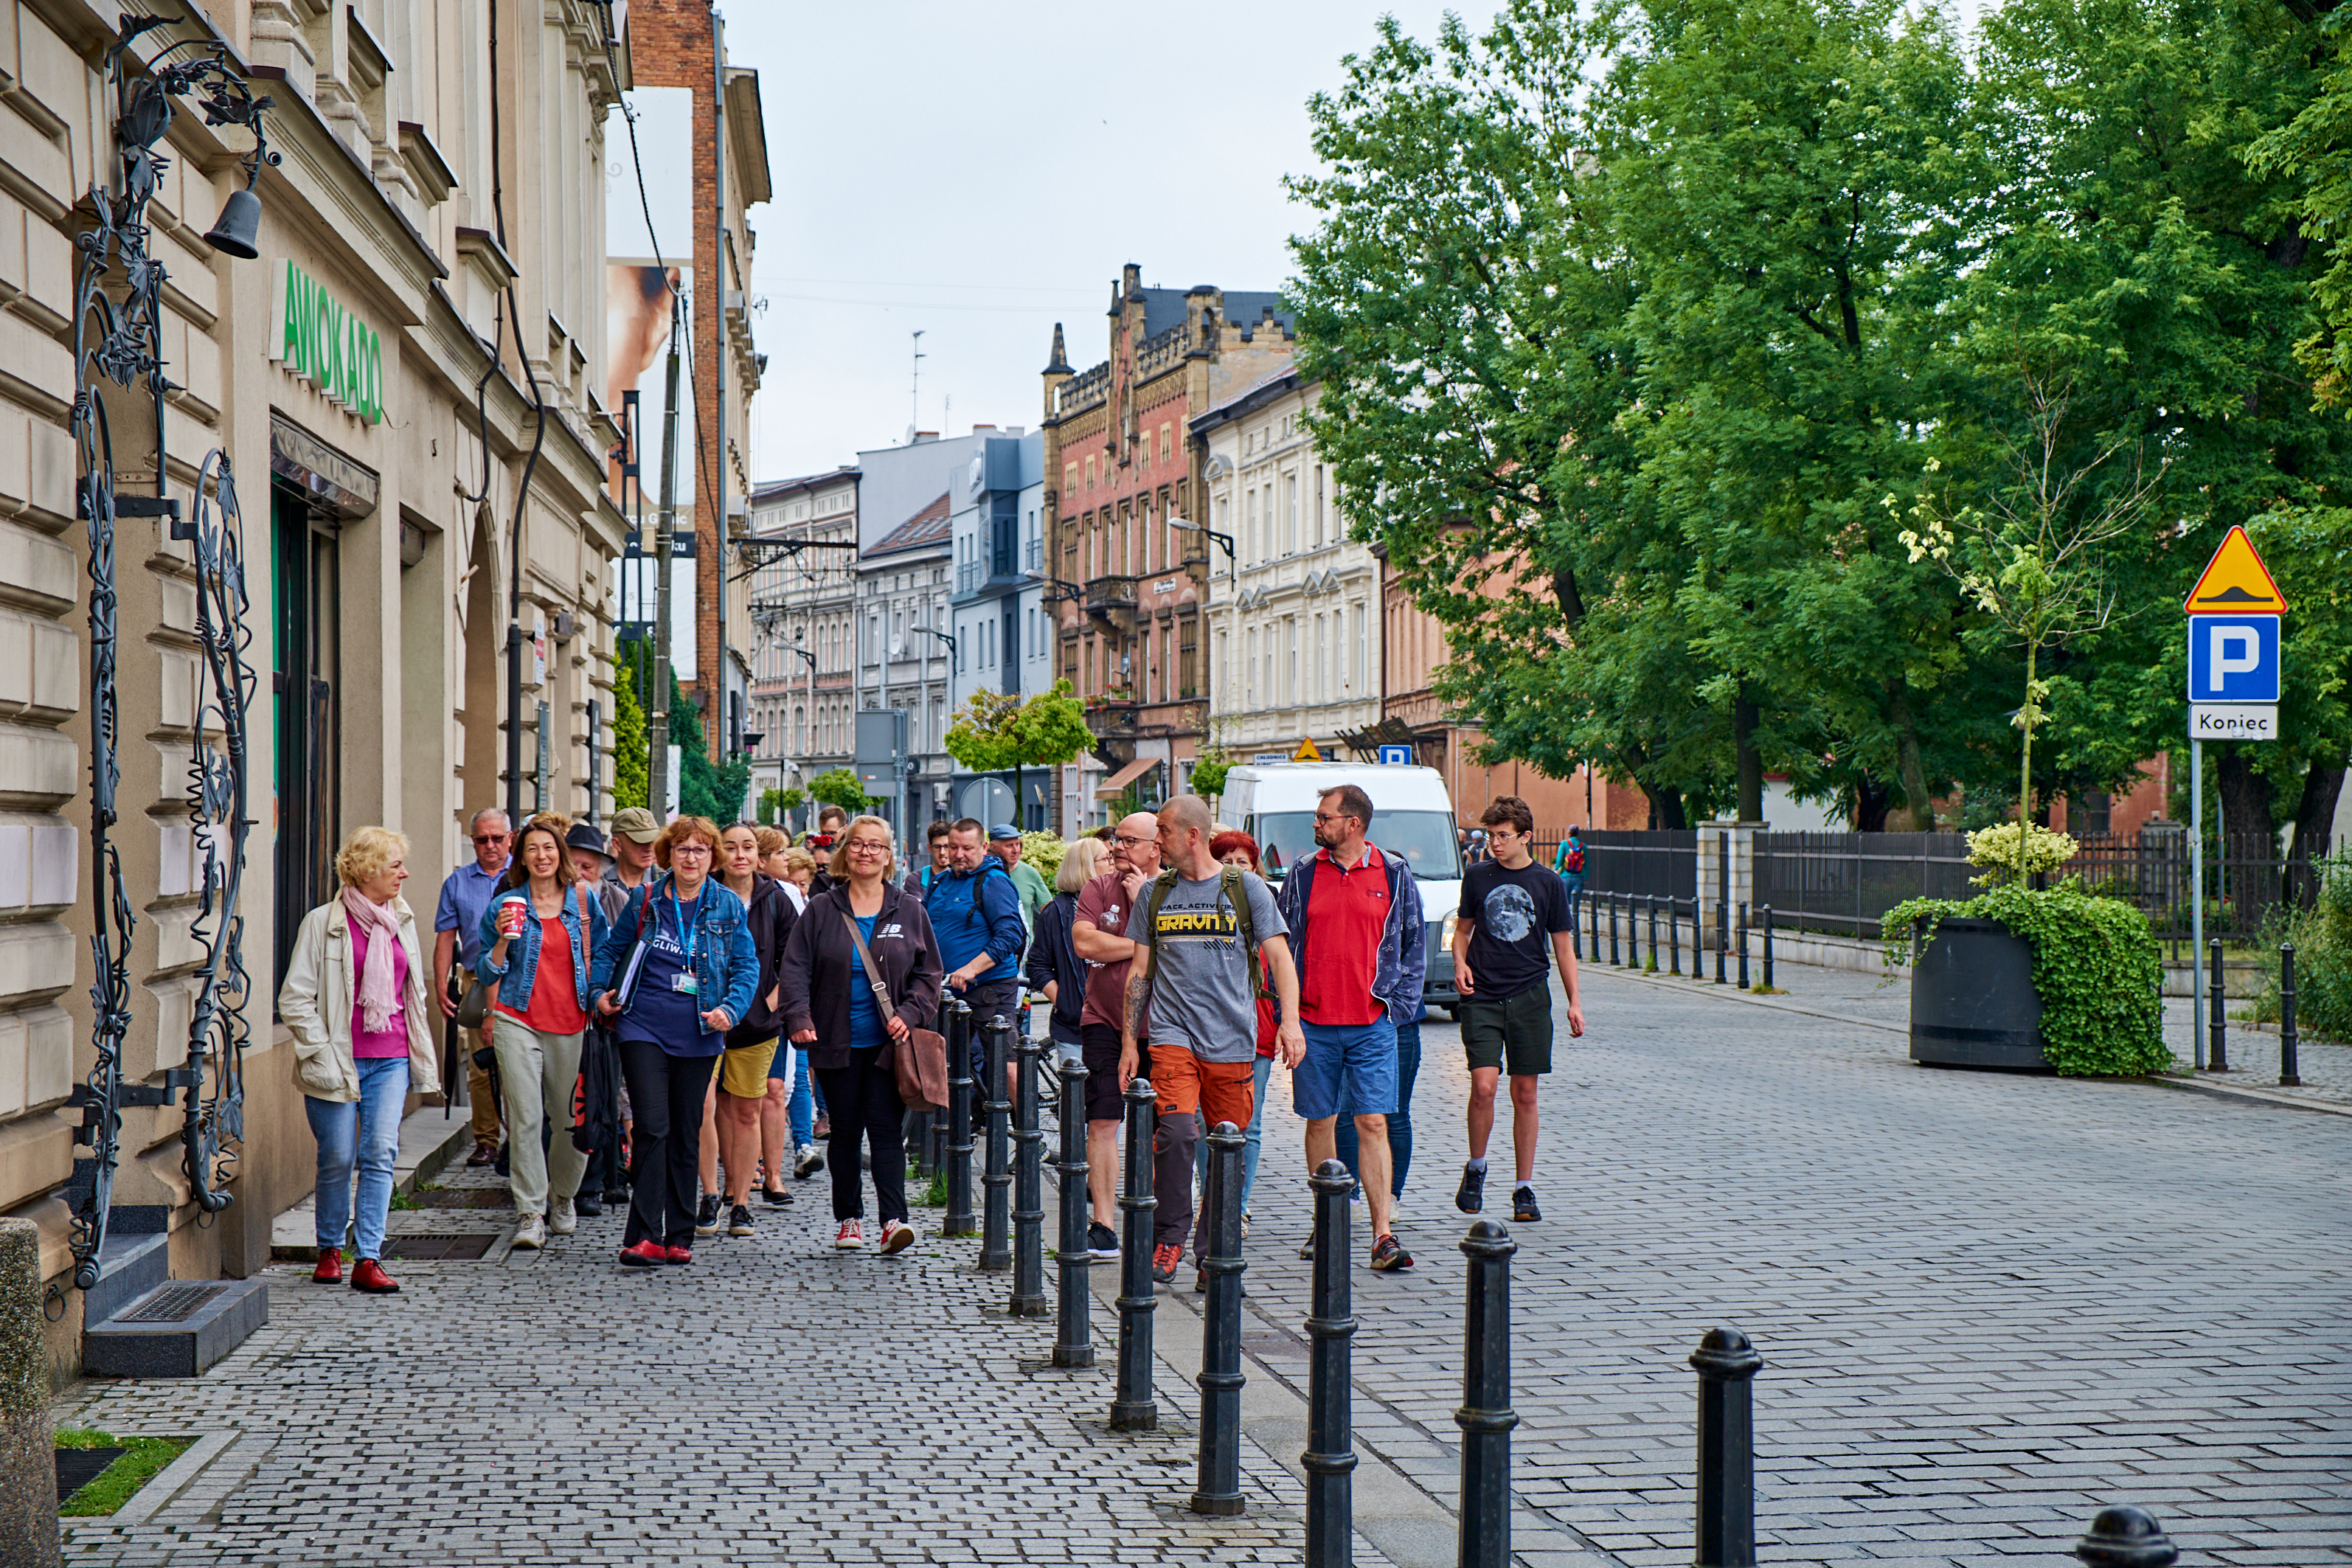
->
xmin=1039 ymin=264 xmax=1294 ymax=830
xmin=1190 ymin=372 xmax=1380 ymax=775
xmin=0 ymin=0 xmax=629 ymax=1364
xmin=746 ymin=466 xmax=859 ymax=828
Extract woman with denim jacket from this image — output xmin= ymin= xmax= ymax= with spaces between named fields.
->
xmin=474 ymin=814 xmax=608 ymax=1249
xmin=588 ymin=814 xmax=758 ymax=1268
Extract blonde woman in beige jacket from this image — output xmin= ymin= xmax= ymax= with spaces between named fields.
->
xmin=277 ymin=826 xmax=442 ymax=1294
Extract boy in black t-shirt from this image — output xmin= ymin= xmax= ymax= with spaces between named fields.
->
xmin=1449 ymin=796 xmax=1584 ymax=1222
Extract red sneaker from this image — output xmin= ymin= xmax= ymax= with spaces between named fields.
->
xmin=349 ymin=1257 xmax=400 ymax=1294
xmin=618 ymin=1239 xmax=667 ymax=1269
xmin=1151 ymin=1243 xmax=1181 ymax=1283
xmin=311 ymin=1247 xmax=343 ymax=1285
xmin=664 ymin=1244 xmax=694 ymax=1265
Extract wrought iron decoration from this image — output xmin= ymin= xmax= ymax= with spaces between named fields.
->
xmin=59 ymin=14 xmax=269 ymax=1302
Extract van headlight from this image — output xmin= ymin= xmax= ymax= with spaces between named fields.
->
xmin=1440 ymin=912 xmax=1457 ymax=953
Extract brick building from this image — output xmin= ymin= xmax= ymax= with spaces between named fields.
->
xmin=1040 ymin=265 xmax=1295 ymax=829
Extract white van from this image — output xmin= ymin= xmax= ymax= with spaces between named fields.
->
xmin=1217 ymin=762 xmax=1464 ymax=1014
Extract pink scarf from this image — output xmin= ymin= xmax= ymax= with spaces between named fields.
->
xmin=341 ymin=887 xmax=406 ymax=1036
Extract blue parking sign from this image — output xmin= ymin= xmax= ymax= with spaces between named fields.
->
xmin=1377 ymin=744 xmax=1414 ymax=766
xmin=2187 ymin=615 xmax=2280 ymax=703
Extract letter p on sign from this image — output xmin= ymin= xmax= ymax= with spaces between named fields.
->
xmin=2188 ymin=614 xmax=2280 ymax=703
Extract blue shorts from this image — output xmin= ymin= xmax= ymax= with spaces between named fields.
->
xmin=1293 ymin=1017 xmax=1398 ymax=1123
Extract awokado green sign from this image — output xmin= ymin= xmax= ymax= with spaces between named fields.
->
xmin=270 ymin=259 xmax=383 ymax=425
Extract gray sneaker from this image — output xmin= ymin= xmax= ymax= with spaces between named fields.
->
xmin=511 ymin=1213 xmax=547 ymax=1251
xmin=1455 ymin=1162 xmax=1486 ymax=1215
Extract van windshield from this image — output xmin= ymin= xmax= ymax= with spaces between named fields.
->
xmin=1254 ymin=811 xmax=1463 ymax=883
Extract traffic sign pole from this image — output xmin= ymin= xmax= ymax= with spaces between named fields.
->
xmin=2190 ymin=740 xmax=2202 ymax=1072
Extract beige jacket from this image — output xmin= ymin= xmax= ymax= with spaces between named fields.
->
xmin=277 ymin=894 xmax=443 ymax=1103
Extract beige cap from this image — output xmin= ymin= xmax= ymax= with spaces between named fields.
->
xmin=611 ymin=806 xmax=661 ymax=844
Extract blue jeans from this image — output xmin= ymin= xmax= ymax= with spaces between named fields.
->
xmin=788 ymin=1049 xmax=816 ymax=1148
xmin=1336 ymin=1020 xmax=1420 ymax=1201
xmin=307 ymin=1056 xmax=409 ymax=1260
xmin=1197 ymin=1053 xmax=1277 ymax=1215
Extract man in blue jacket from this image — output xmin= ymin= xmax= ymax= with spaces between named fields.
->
xmin=926 ymin=817 xmax=1029 ymax=1078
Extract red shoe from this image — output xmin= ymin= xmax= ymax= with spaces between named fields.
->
xmin=1151 ymin=1243 xmax=1182 ymax=1283
xmin=617 ymin=1240 xmax=667 ymax=1269
xmin=349 ymin=1258 xmax=400 ymax=1294
xmin=311 ymin=1247 xmax=343 ymax=1284
xmin=664 ymin=1244 xmax=693 ymax=1265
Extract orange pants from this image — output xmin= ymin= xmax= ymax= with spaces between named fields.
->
xmin=1150 ymin=1044 xmax=1255 ymax=1252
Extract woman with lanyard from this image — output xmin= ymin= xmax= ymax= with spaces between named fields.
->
xmin=774 ymin=814 xmax=943 ymax=1255
xmin=589 ymin=816 xmax=757 ymax=1269
xmin=475 ymin=814 xmax=607 ymax=1249
xmin=693 ymin=822 xmax=797 ymax=1237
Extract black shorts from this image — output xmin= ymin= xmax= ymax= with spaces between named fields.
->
xmin=1078 ymin=1023 xmax=1139 ymax=1123
xmin=1460 ymin=985 xmax=1554 ymax=1076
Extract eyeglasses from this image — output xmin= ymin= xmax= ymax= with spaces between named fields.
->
xmin=670 ymin=844 xmax=712 ymax=858
xmin=1113 ymin=833 xmax=1154 ymax=847
xmin=1313 ymin=811 xmax=1356 ymax=825
xmin=846 ymin=841 xmax=889 ymax=856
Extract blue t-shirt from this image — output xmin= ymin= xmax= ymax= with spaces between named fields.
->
xmin=617 ymin=890 xmax=721 ymax=1058
xmin=847 ymin=912 xmax=885 ymax=1053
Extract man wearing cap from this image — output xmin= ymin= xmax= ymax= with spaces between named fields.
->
xmin=601 ymin=807 xmax=660 ymax=923
xmin=926 ymin=817 xmax=1028 ymax=1088
xmin=988 ymin=824 xmax=1052 ymax=936
xmin=434 ymin=808 xmax=511 ymax=1166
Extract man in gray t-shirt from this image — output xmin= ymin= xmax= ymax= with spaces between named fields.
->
xmin=1120 ymin=794 xmax=1305 ymax=1277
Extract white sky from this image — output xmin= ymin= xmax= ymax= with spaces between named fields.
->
xmin=726 ymin=0 xmax=1466 ymax=484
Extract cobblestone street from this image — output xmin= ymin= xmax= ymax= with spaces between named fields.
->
xmin=51 ymin=963 xmax=2350 ymax=1567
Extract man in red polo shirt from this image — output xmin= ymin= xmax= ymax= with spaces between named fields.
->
xmin=1273 ymin=783 xmax=1426 ymax=1272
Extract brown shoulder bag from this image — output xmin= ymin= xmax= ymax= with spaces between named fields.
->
xmin=841 ymin=909 xmax=949 ymax=1112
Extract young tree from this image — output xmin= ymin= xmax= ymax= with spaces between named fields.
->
xmin=943 ymin=681 xmax=1092 ymax=829
xmin=805 ymin=767 xmax=871 ymax=813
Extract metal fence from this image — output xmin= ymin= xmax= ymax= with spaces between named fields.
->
xmin=1753 ymin=828 xmax=2332 ymax=961
xmin=1534 ymin=830 xmax=1698 ymax=901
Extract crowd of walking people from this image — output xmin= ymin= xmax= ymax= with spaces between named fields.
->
xmin=277 ymin=785 xmax=1586 ymax=1294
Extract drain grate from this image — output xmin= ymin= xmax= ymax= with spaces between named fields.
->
xmin=120 ymin=1283 xmax=229 ymax=1322
xmin=384 ymin=1232 xmax=497 ymax=1261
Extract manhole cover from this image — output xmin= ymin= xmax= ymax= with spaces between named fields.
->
xmin=121 ymin=1283 xmax=227 ymax=1322
xmin=384 ymin=1233 xmax=497 ymax=1260
xmin=55 ymin=1448 xmax=122 ymax=1501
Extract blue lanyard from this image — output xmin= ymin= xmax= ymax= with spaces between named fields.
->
xmin=665 ymin=884 xmax=700 ymax=969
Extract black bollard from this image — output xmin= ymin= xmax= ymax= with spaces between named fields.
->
xmin=1760 ymin=905 xmax=1774 ymax=991
xmin=1303 ymin=1159 xmax=1356 ymax=1568
xmin=1052 ymin=1056 xmax=1094 ymax=1367
xmin=1737 ymin=902 xmax=1749 ymax=990
xmin=944 ymin=999 xmax=975 ymax=1237
xmin=1190 ymin=1120 xmax=1247 ymax=1516
xmin=1589 ymin=888 xmax=1601 ymax=964
xmin=978 ymin=1016 xmax=1013 ymax=1271
xmin=1010 ymin=1034 xmax=1050 ymax=1317
xmin=1645 ymin=893 xmax=1659 ymax=970
xmin=1609 ymin=894 xmax=1621 ymax=967
xmin=2072 ymin=1504 xmax=2178 ymax=1567
xmin=1691 ymin=1326 xmax=1762 ymax=1568
xmin=1670 ymin=898 xmax=1682 ymax=976
xmin=2280 ymin=942 xmax=2301 ymax=1087
xmin=1110 ymin=1075 xmax=1158 ymax=1431
xmin=1457 ymin=1218 xmax=1519 ymax=1568
xmin=1715 ymin=899 xmax=1729 ymax=984
xmin=2207 ymin=937 xmax=2226 ymax=1073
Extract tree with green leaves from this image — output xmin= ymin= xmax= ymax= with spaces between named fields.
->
xmin=805 ymin=767 xmax=871 ymax=812
xmin=611 ymin=642 xmax=650 ymax=811
xmin=943 ymin=680 xmax=1093 ymax=830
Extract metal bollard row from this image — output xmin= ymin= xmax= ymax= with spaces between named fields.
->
xmin=1190 ymin=1121 xmax=1247 ymax=1516
xmin=1053 ymin=1056 xmax=1093 ymax=1367
xmin=1110 ymin=1075 xmax=1157 ymax=1430
xmin=943 ymin=998 xmax=975 ymax=1238
xmin=2280 ymin=941 xmax=2301 ymax=1087
xmin=1302 ymin=1159 xmax=1356 ymax=1567
xmin=977 ymin=1016 xmax=1012 ymax=1272
xmin=1008 ymin=1032 xmax=1049 ymax=1318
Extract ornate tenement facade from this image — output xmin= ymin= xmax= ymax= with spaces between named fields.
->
xmin=1039 ymin=264 xmax=1294 ymax=829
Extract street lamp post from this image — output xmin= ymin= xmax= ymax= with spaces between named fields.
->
xmin=909 ymin=623 xmax=957 ymax=825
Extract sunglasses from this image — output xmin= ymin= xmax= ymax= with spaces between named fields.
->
xmin=472 ymin=833 xmax=509 ymax=844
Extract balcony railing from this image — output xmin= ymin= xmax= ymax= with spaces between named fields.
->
xmin=1085 ymin=575 xmax=1138 ymax=621
xmin=1086 ymin=700 xmax=1140 ymax=739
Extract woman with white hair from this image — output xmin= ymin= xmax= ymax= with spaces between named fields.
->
xmin=277 ymin=826 xmax=443 ymax=1295
xmin=1025 ymin=836 xmax=1107 ymax=1066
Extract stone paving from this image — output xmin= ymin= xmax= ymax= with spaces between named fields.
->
xmin=49 ymin=960 xmax=2351 ymax=1567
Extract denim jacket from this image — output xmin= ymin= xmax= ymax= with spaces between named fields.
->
xmin=1274 ymin=842 xmax=1427 ymax=1023
xmin=587 ymin=873 xmax=758 ymax=1029
xmin=471 ymin=883 xmax=607 ymax=1019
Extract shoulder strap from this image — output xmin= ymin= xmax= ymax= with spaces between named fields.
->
xmin=839 ymin=909 xmax=895 ymax=1019
xmin=1220 ymin=864 xmax=1274 ymax=1002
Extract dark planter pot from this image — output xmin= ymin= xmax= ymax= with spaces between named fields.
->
xmin=1909 ymin=917 xmax=2050 ymax=1072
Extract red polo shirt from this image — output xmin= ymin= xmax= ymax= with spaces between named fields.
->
xmin=1300 ymin=842 xmax=1390 ymax=1026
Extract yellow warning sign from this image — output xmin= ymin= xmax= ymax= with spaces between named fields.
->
xmin=2184 ymin=525 xmax=2286 ymax=614
xmin=1293 ymin=737 xmax=1323 ymax=762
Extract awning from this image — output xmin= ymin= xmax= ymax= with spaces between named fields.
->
xmin=1093 ymin=756 xmax=1163 ymax=799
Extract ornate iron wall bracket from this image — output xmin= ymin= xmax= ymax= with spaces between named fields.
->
xmin=55 ymin=13 xmax=267 ymax=1310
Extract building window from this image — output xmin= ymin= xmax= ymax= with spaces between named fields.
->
xmin=1159 ymin=422 xmax=1172 ymax=463
xmin=1179 ymin=616 xmax=1198 ymax=698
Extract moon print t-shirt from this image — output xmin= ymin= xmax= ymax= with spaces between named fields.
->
xmin=1459 ymin=859 xmax=1574 ymax=1000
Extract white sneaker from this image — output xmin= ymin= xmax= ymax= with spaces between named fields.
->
xmin=1385 ymin=1197 xmax=1404 ymax=1227
xmin=512 ymin=1213 xmax=547 ymax=1250
xmin=794 ymin=1144 xmax=826 ymax=1179
xmin=549 ymin=1197 xmax=577 ymax=1235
